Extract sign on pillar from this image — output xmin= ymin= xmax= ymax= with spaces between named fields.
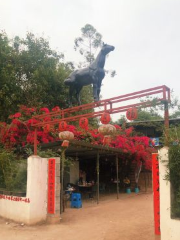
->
xmin=152 ymin=153 xmax=160 ymax=235
xmin=47 ymin=158 xmax=60 ymax=223
xmin=48 ymin=158 xmax=55 ymax=214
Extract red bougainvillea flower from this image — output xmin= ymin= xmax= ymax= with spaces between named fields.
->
xmin=52 ymin=106 xmax=61 ymax=111
xmin=9 ymin=112 xmax=22 ymax=119
xmin=12 ymin=119 xmax=21 ymax=126
xmin=0 ymin=105 xmax=153 ymax=171
xmin=40 ymin=108 xmax=49 ymax=113
xmin=125 ymin=127 xmax=133 ymax=136
xmin=27 ymin=119 xmax=39 ymax=126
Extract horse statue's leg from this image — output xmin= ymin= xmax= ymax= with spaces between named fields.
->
xmin=92 ymin=75 xmax=100 ymax=102
xmin=75 ymin=86 xmax=83 ymax=105
xmin=93 ymin=82 xmax=98 ymax=102
xmin=68 ymin=85 xmax=74 ymax=107
xmin=97 ymin=79 xmax=103 ymax=101
xmin=97 ymin=88 xmax=100 ymax=101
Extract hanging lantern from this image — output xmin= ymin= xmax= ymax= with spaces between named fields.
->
xmin=98 ymin=124 xmax=116 ymax=146
xmin=79 ymin=117 xmax=88 ymax=130
xmin=100 ymin=112 xmax=111 ymax=124
xmin=59 ymin=131 xmax=74 ymax=147
xmin=59 ymin=121 xmax=67 ymax=131
xmin=44 ymin=124 xmax=50 ymax=133
xmin=98 ymin=124 xmax=116 ymax=135
xmin=126 ymin=107 xmax=138 ymax=121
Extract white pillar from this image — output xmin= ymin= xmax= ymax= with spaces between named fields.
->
xmin=159 ymin=147 xmax=180 ymax=240
xmin=26 ymin=155 xmax=48 ymax=224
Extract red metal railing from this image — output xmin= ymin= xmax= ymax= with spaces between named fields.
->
xmin=30 ymin=85 xmax=170 ymax=154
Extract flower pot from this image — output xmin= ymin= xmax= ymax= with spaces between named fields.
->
xmin=134 ymin=187 xmax=139 ymax=193
xmin=126 ymin=188 xmax=131 ymax=194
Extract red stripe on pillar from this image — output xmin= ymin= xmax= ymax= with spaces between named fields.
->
xmin=48 ymin=158 xmax=55 ymax=214
xmin=152 ymin=153 xmax=160 ymax=235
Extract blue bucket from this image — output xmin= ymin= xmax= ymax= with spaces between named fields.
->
xmin=126 ymin=188 xmax=131 ymax=194
xmin=134 ymin=187 xmax=139 ymax=193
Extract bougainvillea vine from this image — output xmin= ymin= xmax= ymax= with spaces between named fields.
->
xmin=0 ymin=105 xmax=154 ymax=170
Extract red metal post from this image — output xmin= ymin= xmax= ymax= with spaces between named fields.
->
xmin=152 ymin=153 xmax=160 ymax=235
xmin=164 ymin=102 xmax=169 ymax=128
xmin=164 ymin=101 xmax=169 ymax=145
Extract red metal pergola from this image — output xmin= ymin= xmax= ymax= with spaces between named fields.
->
xmin=31 ymin=85 xmax=170 ymax=154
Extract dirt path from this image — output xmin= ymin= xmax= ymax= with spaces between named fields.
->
xmin=0 ymin=192 xmax=160 ymax=240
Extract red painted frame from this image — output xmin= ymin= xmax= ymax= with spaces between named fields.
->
xmin=31 ymin=85 xmax=170 ymax=154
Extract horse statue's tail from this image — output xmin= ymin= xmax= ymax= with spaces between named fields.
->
xmin=64 ymin=78 xmax=73 ymax=86
xmin=64 ymin=71 xmax=77 ymax=85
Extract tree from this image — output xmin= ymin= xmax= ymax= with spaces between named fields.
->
xmin=134 ymin=109 xmax=163 ymax=121
xmin=0 ymin=31 xmax=74 ymax=121
xmin=169 ymin=96 xmax=180 ymax=119
xmin=73 ymin=24 xmax=116 ymax=108
xmin=0 ymin=31 xmax=21 ymax=121
xmin=74 ymin=24 xmax=102 ymax=65
xmin=12 ymin=32 xmax=69 ymax=108
xmin=74 ymin=23 xmax=116 ymax=77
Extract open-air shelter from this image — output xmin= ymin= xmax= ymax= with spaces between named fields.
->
xmin=42 ymin=139 xmax=129 ymax=211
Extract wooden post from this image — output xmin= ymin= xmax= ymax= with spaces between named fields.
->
xmin=116 ymin=154 xmax=119 ymax=199
xmin=96 ymin=151 xmax=100 ymax=204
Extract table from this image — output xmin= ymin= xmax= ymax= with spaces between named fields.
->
xmin=78 ymin=185 xmax=93 ymax=198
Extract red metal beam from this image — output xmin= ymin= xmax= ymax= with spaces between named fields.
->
xmin=31 ymin=85 xmax=170 ymax=127
xmin=29 ymin=85 xmax=170 ymax=154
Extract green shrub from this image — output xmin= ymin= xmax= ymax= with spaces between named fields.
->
xmin=169 ymin=145 xmax=180 ymax=218
xmin=0 ymin=148 xmax=27 ymax=192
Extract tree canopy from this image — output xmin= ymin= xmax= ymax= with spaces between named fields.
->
xmin=0 ymin=31 xmax=76 ymax=121
xmin=74 ymin=24 xmax=102 ymax=65
xmin=74 ymin=23 xmax=116 ymax=77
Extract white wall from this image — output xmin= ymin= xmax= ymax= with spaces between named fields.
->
xmin=0 ymin=156 xmax=48 ymax=224
xmin=159 ymin=147 xmax=180 ymax=240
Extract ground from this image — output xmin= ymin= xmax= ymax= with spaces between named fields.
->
xmin=0 ymin=192 xmax=160 ymax=240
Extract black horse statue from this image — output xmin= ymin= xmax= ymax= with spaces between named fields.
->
xmin=64 ymin=43 xmax=115 ymax=106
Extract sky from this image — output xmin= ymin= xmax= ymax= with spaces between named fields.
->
xmin=0 ymin=0 xmax=180 ymax=119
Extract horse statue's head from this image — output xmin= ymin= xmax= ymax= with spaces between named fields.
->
xmin=101 ymin=43 xmax=115 ymax=55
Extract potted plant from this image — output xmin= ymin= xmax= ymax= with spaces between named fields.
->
xmin=123 ymin=177 xmax=131 ymax=194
